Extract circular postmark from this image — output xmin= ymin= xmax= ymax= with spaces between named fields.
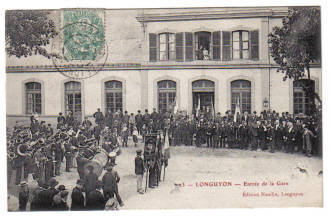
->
xmin=51 ymin=11 xmax=108 ymax=79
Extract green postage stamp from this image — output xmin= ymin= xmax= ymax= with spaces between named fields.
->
xmin=63 ymin=10 xmax=105 ymax=61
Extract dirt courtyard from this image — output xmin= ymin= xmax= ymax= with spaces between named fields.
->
xmin=7 ymin=139 xmax=323 ymax=210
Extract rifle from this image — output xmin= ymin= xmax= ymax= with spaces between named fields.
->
xmin=163 ymin=162 xmax=166 ymax=181
xmin=145 ymin=167 xmax=149 ymax=193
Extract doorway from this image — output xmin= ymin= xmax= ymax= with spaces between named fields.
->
xmin=192 ymin=79 xmax=215 ymax=117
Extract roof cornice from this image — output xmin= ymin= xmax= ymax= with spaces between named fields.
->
xmin=6 ymin=62 xmax=321 ymax=73
xmin=136 ymin=8 xmax=288 ymax=22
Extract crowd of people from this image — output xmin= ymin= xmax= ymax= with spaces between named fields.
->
xmin=93 ymin=106 xmax=322 ymax=157
xmin=7 ymin=106 xmax=322 ymax=211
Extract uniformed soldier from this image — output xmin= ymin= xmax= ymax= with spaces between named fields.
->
xmin=249 ymin=121 xmax=259 ymax=150
xmin=135 ymin=110 xmax=143 ymax=135
xmin=143 ymin=109 xmax=151 ymax=132
xmin=64 ymin=136 xmax=72 ymax=172
xmin=135 ymin=149 xmax=145 ymax=194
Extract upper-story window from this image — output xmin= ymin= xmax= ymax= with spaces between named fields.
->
xmin=195 ymin=32 xmax=211 ymax=60
xmin=232 ymin=31 xmax=249 ymax=59
xmin=159 ymin=33 xmax=175 ymax=61
xmin=149 ymin=29 xmax=259 ymax=62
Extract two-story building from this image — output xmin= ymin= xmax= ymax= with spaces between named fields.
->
xmin=6 ymin=7 xmax=322 ymax=127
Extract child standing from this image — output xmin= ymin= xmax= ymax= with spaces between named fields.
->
xmin=132 ymin=126 xmax=139 ymax=147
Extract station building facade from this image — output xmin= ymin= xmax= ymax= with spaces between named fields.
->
xmin=6 ymin=7 xmax=322 ymax=127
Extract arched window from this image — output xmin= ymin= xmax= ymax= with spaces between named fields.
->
xmin=105 ymin=81 xmax=123 ymax=113
xmin=25 ymin=82 xmax=42 ymax=114
xmin=159 ymin=33 xmax=175 ymax=61
xmin=195 ymin=31 xmax=211 ymax=60
xmin=293 ymin=79 xmax=315 ymax=115
xmin=64 ymin=81 xmax=82 ymax=119
xmin=231 ymin=80 xmax=251 ymax=114
xmin=158 ymin=80 xmax=176 ymax=113
xmin=232 ymin=30 xmax=249 ymax=59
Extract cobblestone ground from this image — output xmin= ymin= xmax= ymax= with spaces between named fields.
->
xmin=7 ymin=137 xmax=323 ymax=210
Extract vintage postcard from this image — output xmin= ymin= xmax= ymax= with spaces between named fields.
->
xmin=5 ymin=6 xmax=323 ymax=211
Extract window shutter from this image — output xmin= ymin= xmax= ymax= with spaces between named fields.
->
xmin=185 ymin=32 xmax=193 ymax=61
xmin=222 ymin=31 xmax=231 ymax=61
xmin=250 ymin=30 xmax=259 ymax=59
xmin=149 ymin=33 xmax=157 ymax=62
xmin=175 ymin=32 xmax=184 ymax=62
xmin=212 ymin=31 xmax=221 ymax=60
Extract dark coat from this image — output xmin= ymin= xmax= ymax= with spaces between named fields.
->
xmin=45 ymin=188 xmax=59 ymax=210
xmin=30 ymin=187 xmax=44 ymax=211
xmin=135 ymin=156 xmax=144 ymax=175
xmin=86 ymin=190 xmax=105 ymax=210
xmin=85 ymin=172 xmax=99 ymax=195
xmin=18 ymin=191 xmax=29 ymax=211
xmin=102 ymin=170 xmax=120 ymax=192
xmin=93 ymin=111 xmax=104 ymax=124
xmin=53 ymin=200 xmax=69 ymax=211
xmin=71 ymin=187 xmax=85 ymax=211
xmin=135 ymin=114 xmax=143 ymax=126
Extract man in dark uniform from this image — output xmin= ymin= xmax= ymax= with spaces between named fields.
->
xmin=45 ymin=178 xmax=59 ymax=210
xmin=249 ymin=121 xmax=259 ymax=150
xmin=151 ymin=108 xmax=159 ymax=122
xmin=143 ymin=109 xmax=151 ymax=132
xmin=44 ymin=143 xmax=55 ymax=183
xmin=274 ymin=120 xmax=282 ymax=151
xmin=135 ymin=110 xmax=143 ymax=135
xmin=86 ymin=181 xmax=105 ymax=210
xmin=267 ymin=122 xmax=276 ymax=153
xmin=148 ymin=159 xmax=158 ymax=188
xmin=76 ymin=152 xmax=89 ymax=180
xmin=206 ymin=122 xmax=214 ymax=148
xmin=105 ymin=109 xmax=113 ymax=128
xmin=71 ymin=179 xmax=85 ymax=211
xmin=226 ymin=122 xmax=236 ymax=148
xmin=30 ymin=181 xmax=47 ymax=211
xmin=187 ymin=120 xmax=194 ymax=146
xmin=54 ymin=138 xmax=63 ymax=176
xmin=66 ymin=111 xmax=74 ymax=128
xmin=46 ymin=124 xmax=54 ymax=137
xmin=85 ymin=165 xmax=99 ymax=196
xmin=57 ymin=112 xmax=66 ymax=129
xmin=64 ymin=137 xmax=72 ymax=172
xmin=240 ymin=121 xmax=250 ymax=150
xmin=135 ymin=149 xmax=145 ymax=194
xmin=102 ymin=165 xmax=124 ymax=206
xmin=258 ymin=121 xmax=268 ymax=151
xmin=93 ymin=108 xmax=105 ymax=126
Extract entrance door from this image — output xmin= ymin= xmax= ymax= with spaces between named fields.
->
xmin=192 ymin=79 xmax=215 ymax=117
xmin=193 ymin=92 xmax=215 ymax=114
xmin=65 ymin=81 xmax=82 ymax=122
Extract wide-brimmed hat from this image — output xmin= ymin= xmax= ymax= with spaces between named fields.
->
xmin=48 ymin=178 xmax=59 ymax=188
xmin=108 ymin=152 xmax=116 ymax=158
xmin=19 ymin=181 xmax=28 ymax=187
xmin=57 ymin=185 xmax=66 ymax=191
